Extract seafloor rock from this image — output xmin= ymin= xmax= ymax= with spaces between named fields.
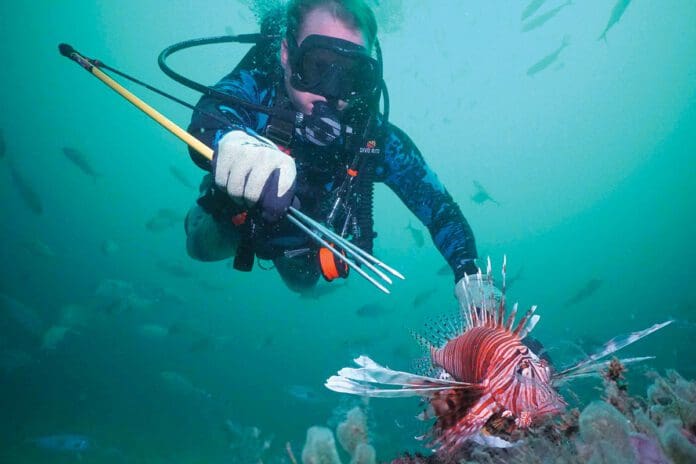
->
xmin=577 ymin=401 xmax=636 ymax=463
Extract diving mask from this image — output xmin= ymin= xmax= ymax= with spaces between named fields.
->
xmin=287 ymin=34 xmax=381 ymax=101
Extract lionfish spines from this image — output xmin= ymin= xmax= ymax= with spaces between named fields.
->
xmin=458 ymin=257 xmax=540 ymax=340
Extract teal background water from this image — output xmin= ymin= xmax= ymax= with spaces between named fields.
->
xmin=0 ymin=0 xmax=694 ymax=462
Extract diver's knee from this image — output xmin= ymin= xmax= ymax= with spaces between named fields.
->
xmin=185 ymin=204 xmax=238 ymax=262
xmin=274 ymin=254 xmax=320 ymax=293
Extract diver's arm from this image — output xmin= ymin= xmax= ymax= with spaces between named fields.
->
xmin=187 ymin=69 xmax=273 ymax=170
xmin=380 ymin=125 xmax=478 ymax=281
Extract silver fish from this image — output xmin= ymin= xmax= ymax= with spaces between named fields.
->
xmin=527 ymin=36 xmax=570 ymax=76
xmin=169 ymin=164 xmax=195 ymax=189
xmin=146 ymin=208 xmax=183 ymax=231
xmin=471 ymin=180 xmax=500 ymax=205
xmin=62 ymin=147 xmax=99 ymax=177
xmin=598 ymin=0 xmax=632 ymax=42
xmin=564 ymin=278 xmax=602 ymax=307
xmin=8 ymin=163 xmax=43 ymax=214
xmin=521 ymin=0 xmax=548 ymax=21
xmin=521 ymin=0 xmax=572 ymax=33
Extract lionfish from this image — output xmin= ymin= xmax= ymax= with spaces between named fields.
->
xmin=326 ymin=257 xmax=671 ymax=454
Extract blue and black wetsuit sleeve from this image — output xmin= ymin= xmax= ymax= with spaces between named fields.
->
xmin=378 ymin=124 xmax=478 ymax=282
xmin=186 ymin=69 xmax=272 ymax=171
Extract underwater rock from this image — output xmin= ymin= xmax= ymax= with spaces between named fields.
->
xmin=659 ymin=420 xmax=696 ymax=464
xmin=302 ymin=426 xmax=341 ymax=464
xmin=578 ymin=401 xmax=636 ymax=463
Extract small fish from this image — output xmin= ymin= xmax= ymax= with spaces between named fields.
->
xmin=100 ymin=238 xmax=119 ymax=256
xmin=224 ymin=26 xmax=235 ymax=36
xmin=29 ymin=434 xmax=90 ymax=453
xmin=470 ymin=180 xmax=500 ymax=205
xmin=21 ymin=239 xmax=56 ymax=259
xmin=436 ymin=264 xmax=450 ymax=276
xmin=189 ymin=336 xmax=215 ymax=353
xmin=598 ymin=0 xmax=632 ymax=42
xmin=564 ymin=278 xmax=602 ymax=307
xmin=157 ymin=260 xmax=193 ymax=278
xmin=521 ymin=0 xmax=573 ymax=33
xmin=160 ymin=371 xmax=212 ymax=400
xmin=62 ymin=147 xmax=99 ymax=177
xmin=521 ymin=0 xmax=548 ymax=21
xmin=412 ymin=287 xmax=437 ymax=307
xmin=41 ymin=325 xmax=75 ymax=351
xmin=527 ymin=36 xmax=570 ymax=76
xmin=146 ymin=208 xmax=183 ymax=231
xmin=8 ymin=163 xmax=43 ymax=214
xmin=326 ymin=257 xmax=671 ymax=456
xmin=505 ymin=266 xmax=525 ymax=290
xmin=355 ymin=302 xmax=388 ymax=318
xmin=406 ymin=221 xmax=425 ymax=247
xmin=169 ymin=164 xmax=195 ymax=189
xmin=287 ymin=384 xmax=322 ymax=403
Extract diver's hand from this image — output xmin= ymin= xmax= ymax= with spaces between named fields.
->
xmin=213 ymin=130 xmax=296 ymax=222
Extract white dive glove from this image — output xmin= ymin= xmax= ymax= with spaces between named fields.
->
xmin=213 ymin=130 xmax=297 ymax=222
xmin=454 ymin=270 xmax=503 ymax=312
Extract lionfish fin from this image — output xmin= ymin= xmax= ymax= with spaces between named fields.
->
xmin=505 ymin=302 xmax=519 ymax=330
xmin=554 ymin=356 xmax=655 ymax=386
xmin=325 ymin=355 xmax=483 ymax=398
xmin=512 ymin=305 xmax=538 ymax=336
xmin=554 ymin=320 xmax=672 ymax=381
xmin=518 ymin=314 xmax=540 ymax=340
xmin=498 ymin=255 xmax=507 ymax=327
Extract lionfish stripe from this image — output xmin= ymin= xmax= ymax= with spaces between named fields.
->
xmin=555 ymin=320 xmax=672 ymax=378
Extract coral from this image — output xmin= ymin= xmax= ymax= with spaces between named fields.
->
xmin=349 ymin=443 xmax=376 ymax=464
xmin=301 ymin=427 xmax=342 ymax=464
xmin=603 ymin=357 xmax=640 ymax=415
xmin=300 ymin=406 xmax=374 ymax=464
xmin=336 ymin=407 xmax=369 ymax=456
xmin=659 ymin=420 xmax=696 ymax=464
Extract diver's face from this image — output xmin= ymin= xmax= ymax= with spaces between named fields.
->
xmin=281 ymin=8 xmax=366 ymax=115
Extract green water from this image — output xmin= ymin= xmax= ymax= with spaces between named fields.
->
xmin=1 ymin=1 xmax=694 ymax=462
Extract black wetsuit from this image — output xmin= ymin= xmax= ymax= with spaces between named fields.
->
xmin=187 ymin=64 xmax=478 ymax=290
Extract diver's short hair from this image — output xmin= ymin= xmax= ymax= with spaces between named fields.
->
xmin=286 ymin=0 xmax=378 ymax=50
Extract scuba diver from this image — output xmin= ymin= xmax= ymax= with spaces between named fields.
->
xmin=184 ymin=0 xmax=479 ymax=295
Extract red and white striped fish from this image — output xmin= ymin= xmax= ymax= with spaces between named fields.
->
xmin=326 ymin=257 xmax=672 ymax=454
